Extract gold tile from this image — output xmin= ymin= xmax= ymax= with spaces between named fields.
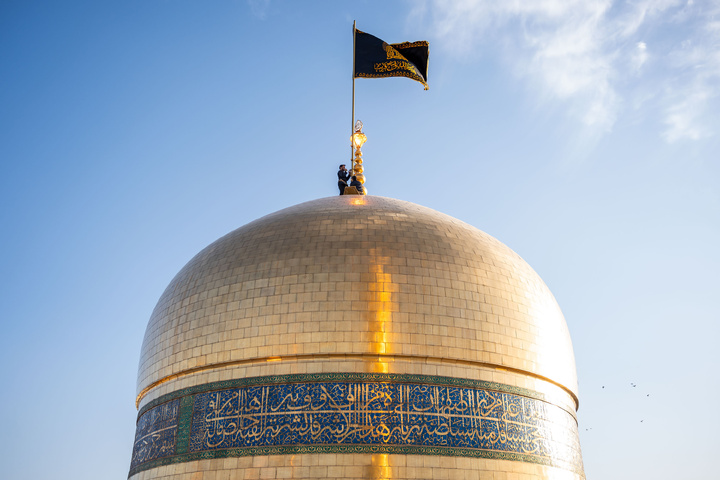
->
xmin=133 ymin=196 xmax=584 ymax=479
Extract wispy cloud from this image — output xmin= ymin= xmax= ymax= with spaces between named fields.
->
xmin=412 ymin=0 xmax=720 ymax=142
xmin=661 ymin=2 xmax=720 ymax=142
xmin=664 ymin=90 xmax=711 ymax=141
xmin=632 ymin=42 xmax=648 ymax=74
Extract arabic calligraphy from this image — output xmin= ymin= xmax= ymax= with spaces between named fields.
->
xmin=374 ymin=60 xmax=416 ymax=75
xmin=130 ymin=398 xmax=179 ymax=468
xmin=130 ymin=380 xmax=583 ymax=476
xmin=186 ymin=382 xmax=577 ymax=460
xmin=383 ymin=43 xmax=405 ymax=60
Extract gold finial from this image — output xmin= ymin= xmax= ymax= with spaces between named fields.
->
xmin=350 ymin=120 xmax=367 ymax=195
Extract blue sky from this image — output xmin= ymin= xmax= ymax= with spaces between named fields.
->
xmin=1 ymin=1 xmax=718 ymax=479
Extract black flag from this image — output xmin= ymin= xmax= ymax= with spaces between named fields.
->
xmin=353 ymin=29 xmax=429 ymax=90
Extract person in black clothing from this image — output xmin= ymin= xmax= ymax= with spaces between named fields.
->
xmin=350 ymin=175 xmax=364 ymax=194
xmin=337 ymin=164 xmax=351 ymax=195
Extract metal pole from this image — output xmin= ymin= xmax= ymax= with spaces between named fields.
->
xmin=351 ymin=21 xmax=356 ymax=168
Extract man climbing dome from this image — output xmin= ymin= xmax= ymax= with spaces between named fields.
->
xmin=337 ymin=164 xmax=351 ymax=195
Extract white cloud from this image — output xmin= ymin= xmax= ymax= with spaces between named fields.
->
xmin=522 ymin=3 xmax=618 ymax=129
xmin=663 ymin=90 xmax=710 ymax=142
xmin=660 ymin=3 xmax=720 ymax=142
xmin=632 ymin=42 xmax=648 ymax=73
xmin=662 ymin=59 xmax=720 ymax=142
xmin=413 ymin=0 xmax=720 ymax=142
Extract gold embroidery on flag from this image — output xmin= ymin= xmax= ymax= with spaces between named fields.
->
xmin=383 ymin=43 xmax=405 ymax=60
xmin=374 ymin=60 xmax=415 ymax=73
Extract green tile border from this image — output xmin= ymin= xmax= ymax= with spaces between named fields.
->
xmin=175 ymin=395 xmax=194 ymax=455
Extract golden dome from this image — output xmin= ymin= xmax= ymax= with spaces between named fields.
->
xmin=131 ymin=195 xmax=583 ymax=480
xmin=137 ymin=196 xmax=577 ymax=404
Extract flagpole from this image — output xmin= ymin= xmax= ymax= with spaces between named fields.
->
xmin=351 ymin=20 xmax=356 ymax=168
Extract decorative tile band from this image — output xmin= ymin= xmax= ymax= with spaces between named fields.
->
xmin=138 ymin=372 xmax=575 ymax=418
xmin=130 ymin=398 xmax=179 ymax=468
xmin=129 ymin=374 xmax=583 ymax=477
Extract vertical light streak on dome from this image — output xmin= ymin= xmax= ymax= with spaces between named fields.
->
xmin=367 ymin=257 xmax=396 ymax=374
xmin=370 ymin=453 xmax=391 ymax=479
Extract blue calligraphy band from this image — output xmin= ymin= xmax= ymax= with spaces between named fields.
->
xmin=129 ymin=373 xmax=583 ymax=477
